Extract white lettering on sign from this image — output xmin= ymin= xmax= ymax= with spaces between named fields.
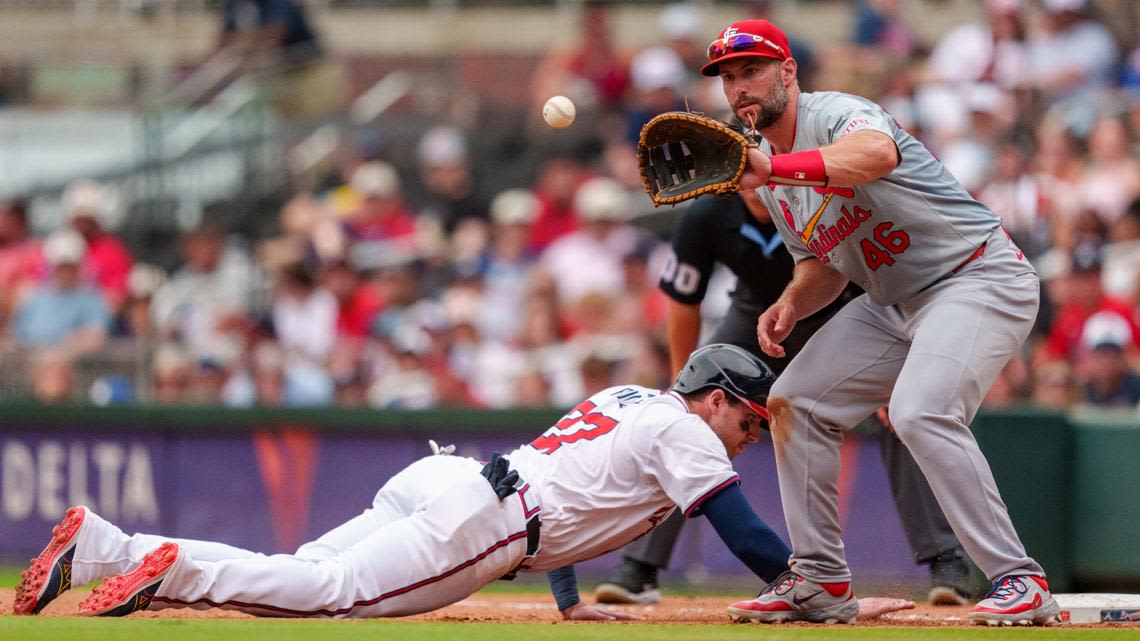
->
xmin=1 ymin=440 xmax=158 ymax=524
xmin=122 ymin=446 xmax=157 ymax=522
xmin=37 ymin=442 xmax=66 ymax=519
xmin=93 ymin=443 xmax=124 ymax=519
xmin=2 ymin=443 xmax=34 ymax=519
xmin=69 ymin=443 xmax=96 ymax=509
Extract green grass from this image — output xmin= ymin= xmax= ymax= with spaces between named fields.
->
xmin=0 ymin=567 xmax=759 ymax=597
xmin=0 ymin=619 xmax=1137 ymax=641
xmin=3 ymin=568 xmax=1136 ymax=640
xmin=0 ymin=569 xmax=22 ymax=589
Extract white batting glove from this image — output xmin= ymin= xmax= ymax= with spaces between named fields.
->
xmin=428 ymin=439 xmax=455 ymax=456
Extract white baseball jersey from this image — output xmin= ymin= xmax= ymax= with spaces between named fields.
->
xmin=756 ymin=91 xmax=1002 ymax=306
xmin=63 ymin=386 xmax=739 ymax=618
xmin=507 ymin=385 xmax=740 ymax=572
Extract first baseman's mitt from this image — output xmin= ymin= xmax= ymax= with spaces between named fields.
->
xmin=637 ymin=111 xmax=756 ymax=207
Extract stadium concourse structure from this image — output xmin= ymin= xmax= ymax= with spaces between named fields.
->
xmin=0 ymin=0 xmax=1011 ymax=404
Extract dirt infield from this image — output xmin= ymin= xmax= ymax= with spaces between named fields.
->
xmin=0 ymin=587 xmax=975 ymax=624
xmin=8 ymin=587 xmax=1139 ymax=628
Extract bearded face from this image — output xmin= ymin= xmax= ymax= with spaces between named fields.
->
xmin=733 ymin=66 xmax=789 ymax=130
xmin=751 ymin=76 xmax=788 ymax=129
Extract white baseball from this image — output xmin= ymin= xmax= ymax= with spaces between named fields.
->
xmin=543 ymin=96 xmax=576 ymax=129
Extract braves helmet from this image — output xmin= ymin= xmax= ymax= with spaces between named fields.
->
xmin=672 ymin=344 xmax=775 ymax=419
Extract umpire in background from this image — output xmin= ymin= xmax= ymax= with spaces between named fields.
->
xmin=595 ymin=190 xmax=970 ymax=606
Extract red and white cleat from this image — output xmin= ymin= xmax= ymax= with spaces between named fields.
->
xmin=727 ymin=571 xmax=859 ymax=624
xmin=13 ymin=506 xmax=87 ymax=615
xmin=78 ymin=542 xmax=180 ymax=617
xmin=968 ymin=574 xmax=1060 ymax=626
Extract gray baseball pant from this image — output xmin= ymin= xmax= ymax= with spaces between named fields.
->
xmin=769 ymin=229 xmax=1044 ymax=583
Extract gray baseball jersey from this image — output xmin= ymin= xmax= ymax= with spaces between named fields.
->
xmin=755 ymin=91 xmax=1001 ymax=306
xmin=754 ymin=94 xmax=1044 ymax=588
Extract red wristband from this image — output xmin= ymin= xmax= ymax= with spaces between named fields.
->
xmin=768 ymin=149 xmax=828 ymax=187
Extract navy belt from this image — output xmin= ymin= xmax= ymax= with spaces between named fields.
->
xmin=524 ymin=512 xmax=541 ymax=557
xmin=499 ymin=514 xmax=541 ymax=581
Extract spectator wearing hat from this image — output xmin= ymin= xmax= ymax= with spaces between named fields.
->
xmin=343 ymin=161 xmax=416 ymax=245
xmin=151 ymin=343 xmax=194 ymax=405
xmin=624 ymin=46 xmax=689 ymax=144
xmin=1077 ymin=311 xmax=1140 ymax=408
xmin=536 ymin=177 xmax=658 ymax=313
xmin=412 ymin=126 xmax=488 ymax=237
xmin=113 ymin=263 xmax=166 ymax=339
xmin=367 ymin=325 xmax=437 ymax=409
xmin=151 ymin=223 xmax=255 ymax=362
xmin=477 ymin=189 xmax=540 ymax=342
xmin=13 ymin=229 xmax=109 ymax=352
xmin=658 ymin=3 xmax=706 ymax=75
xmin=61 ymin=180 xmax=134 ymax=314
xmin=1046 ymin=241 xmax=1140 ymax=360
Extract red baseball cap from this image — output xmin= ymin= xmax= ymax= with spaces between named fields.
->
xmin=700 ymin=19 xmax=791 ymax=77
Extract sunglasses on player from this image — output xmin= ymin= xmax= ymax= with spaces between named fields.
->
xmin=706 ymin=33 xmax=786 ymax=63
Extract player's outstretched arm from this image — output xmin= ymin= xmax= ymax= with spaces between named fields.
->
xmin=699 ymin=483 xmax=791 ymax=582
xmin=817 ymin=130 xmax=899 ymax=187
xmin=548 ymin=566 xmax=641 ymax=621
xmin=741 ymin=130 xmax=898 ymax=191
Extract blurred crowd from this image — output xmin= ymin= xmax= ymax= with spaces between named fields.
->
xmin=0 ymin=0 xmax=1138 ymax=412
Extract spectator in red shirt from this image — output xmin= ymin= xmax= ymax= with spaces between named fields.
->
xmin=344 ymin=161 xmax=417 ymax=245
xmin=530 ymin=2 xmax=631 ymax=116
xmin=1047 ymin=241 xmax=1140 ymax=360
xmin=323 ymin=259 xmax=384 ymax=339
xmin=63 ymin=180 xmax=134 ymax=313
xmin=529 ymin=154 xmax=589 ymax=252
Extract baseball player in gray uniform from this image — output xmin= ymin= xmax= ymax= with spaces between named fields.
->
xmin=700 ymin=19 xmax=1060 ymax=626
xmin=597 ymin=193 xmax=969 ymax=607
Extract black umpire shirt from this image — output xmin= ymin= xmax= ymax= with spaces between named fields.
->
xmin=658 ymin=193 xmax=859 ymax=369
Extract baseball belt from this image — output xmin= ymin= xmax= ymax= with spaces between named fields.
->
xmin=500 ymin=475 xmax=541 ymax=581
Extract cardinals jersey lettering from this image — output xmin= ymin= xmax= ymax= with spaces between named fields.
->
xmin=755 ymin=92 xmax=1002 ymax=306
xmin=507 ymin=385 xmax=739 ymax=572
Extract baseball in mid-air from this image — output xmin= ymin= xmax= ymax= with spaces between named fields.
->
xmin=543 ymin=96 xmax=576 ymax=128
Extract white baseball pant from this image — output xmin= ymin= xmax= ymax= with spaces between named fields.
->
xmin=73 ymin=455 xmax=538 ymax=617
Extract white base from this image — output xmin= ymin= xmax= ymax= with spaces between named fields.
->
xmin=1054 ymin=593 xmax=1140 ymax=624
